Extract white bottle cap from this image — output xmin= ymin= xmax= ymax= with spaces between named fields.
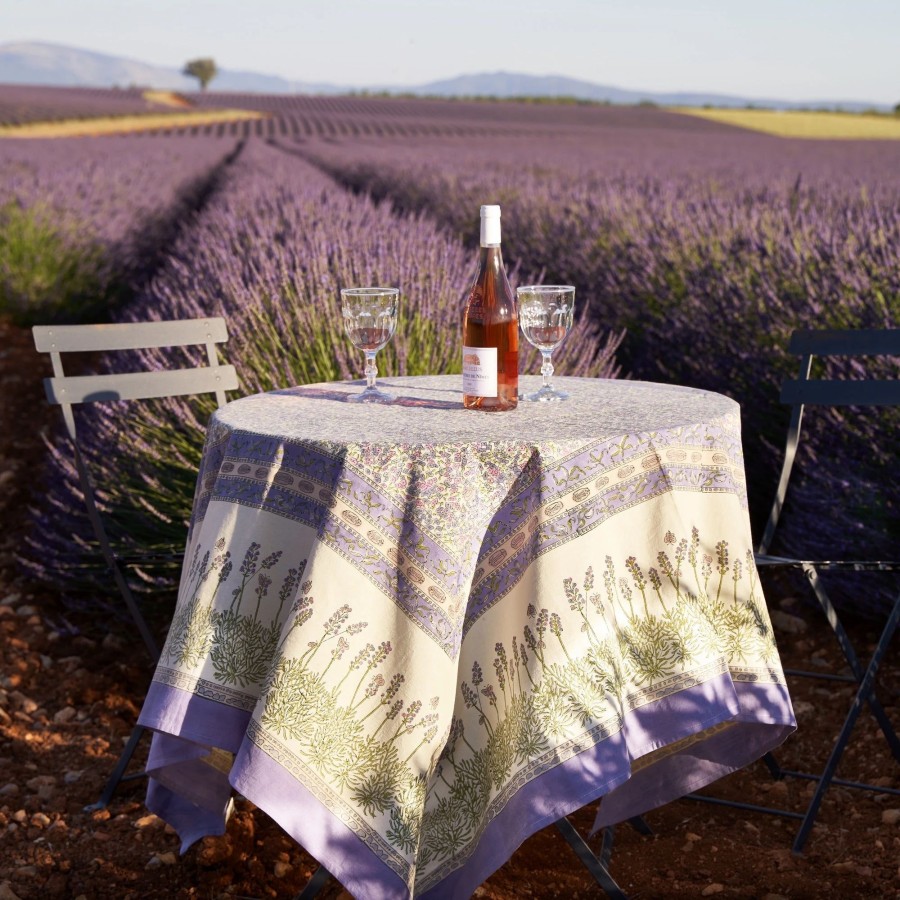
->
xmin=480 ymin=204 xmax=501 ymax=246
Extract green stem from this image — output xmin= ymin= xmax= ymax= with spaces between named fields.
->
xmin=321 ymin=654 xmax=337 ymax=679
xmin=638 ymin=586 xmax=650 ymax=617
xmin=405 ymin=736 xmax=428 ymax=765
xmin=580 ymin=610 xmax=603 ymax=646
xmin=349 ymin=663 xmax=376 ymax=706
xmin=653 ymin=585 xmax=668 ymax=614
xmin=555 ymin=634 xmax=573 ymax=665
xmin=230 ymin=574 xmax=250 ymax=613
xmin=372 ymin=712 xmax=393 ymax=738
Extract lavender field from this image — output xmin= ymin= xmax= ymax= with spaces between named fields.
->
xmin=2 ymin=89 xmax=898 ymax=616
xmin=0 ymin=84 xmax=181 ymax=125
xmin=292 ymin=125 xmax=900 ymax=583
xmin=0 ymin=133 xmax=240 ymax=322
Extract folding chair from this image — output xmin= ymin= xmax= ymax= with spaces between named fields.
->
xmin=691 ymin=327 xmax=900 ymax=853
xmin=33 ymin=317 xmax=239 ymax=808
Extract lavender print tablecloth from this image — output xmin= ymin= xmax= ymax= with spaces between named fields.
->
xmin=138 ymin=374 xmax=795 ymax=899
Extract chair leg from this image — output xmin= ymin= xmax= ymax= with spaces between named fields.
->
xmin=555 ymin=816 xmax=629 ymax=900
xmin=599 ymin=823 xmax=617 ymax=869
xmin=762 ymin=751 xmax=785 ymax=779
xmin=628 ymin=814 xmax=653 ymax=837
xmin=293 ymin=865 xmax=332 ymax=900
xmin=791 ymin=592 xmax=900 ymax=853
xmin=803 ymin=564 xmax=900 ymax=761
xmin=84 ymin=723 xmax=148 ymax=812
xmin=71 ymin=445 xmax=161 ymax=662
xmin=600 ymin=813 xmax=653 ymax=867
xmin=108 ymin=558 xmax=161 ymax=663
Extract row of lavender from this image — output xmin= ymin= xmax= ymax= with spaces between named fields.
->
xmin=148 ymin=115 xmax=530 ymax=140
xmin=0 ymin=134 xmax=240 ymax=323
xmin=141 ymin=102 xmax=718 ymax=142
xmin=295 ymin=132 xmax=900 ymax=613
xmin=22 ymin=138 xmax=621 ymax=607
xmin=7 ymin=105 xmax=899 ymax=615
xmin=0 ymin=84 xmax=180 ymax=125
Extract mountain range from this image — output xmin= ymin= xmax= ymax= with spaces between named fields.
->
xmin=0 ymin=41 xmax=889 ymax=113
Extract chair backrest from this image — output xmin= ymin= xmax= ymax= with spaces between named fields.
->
xmin=33 ymin=318 xmax=239 ymax=442
xmin=31 ymin=317 xmax=240 ymax=660
xmin=758 ymin=327 xmax=900 ymax=555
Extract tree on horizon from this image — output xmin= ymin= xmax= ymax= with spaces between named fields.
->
xmin=183 ymin=58 xmax=218 ymax=91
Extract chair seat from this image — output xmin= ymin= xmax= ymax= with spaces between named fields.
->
xmin=755 ymin=554 xmax=900 ymax=572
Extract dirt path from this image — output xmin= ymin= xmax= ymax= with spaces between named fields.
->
xmin=1 ymin=315 xmax=898 ymax=899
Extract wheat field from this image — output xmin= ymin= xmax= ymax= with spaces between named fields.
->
xmin=677 ymin=106 xmax=900 ymax=139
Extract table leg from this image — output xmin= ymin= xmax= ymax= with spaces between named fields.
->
xmin=555 ymin=816 xmax=628 ymax=900
xmin=293 ymin=865 xmax=333 ymax=900
xmin=84 ymin=723 xmax=147 ymax=812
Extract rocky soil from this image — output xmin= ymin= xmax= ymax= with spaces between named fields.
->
xmin=1 ymin=315 xmax=898 ymax=899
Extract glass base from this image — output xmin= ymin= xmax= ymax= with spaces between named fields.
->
xmin=347 ymin=386 xmax=394 ymax=403
xmin=521 ymin=385 xmax=568 ymax=402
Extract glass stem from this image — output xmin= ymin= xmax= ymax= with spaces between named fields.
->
xmin=365 ymin=351 xmax=378 ymax=389
xmin=541 ymin=351 xmax=554 ymax=389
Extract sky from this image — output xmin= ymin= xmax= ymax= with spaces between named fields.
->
xmin=6 ymin=0 xmax=900 ymax=105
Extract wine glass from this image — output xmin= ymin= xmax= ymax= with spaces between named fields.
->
xmin=516 ymin=285 xmax=575 ymax=402
xmin=340 ymin=287 xmax=399 ymax=402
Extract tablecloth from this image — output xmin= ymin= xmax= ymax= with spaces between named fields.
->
xmin=138 ymin=374 xmax=795 ymax=898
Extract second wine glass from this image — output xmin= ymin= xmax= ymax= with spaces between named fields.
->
xmin=516 ymin=285 xmax=575 ymax=402
xmin=340 ymin=287 xmax=399 ymax=402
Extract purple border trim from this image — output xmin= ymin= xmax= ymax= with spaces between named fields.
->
xmin=594 ymin=679 xmax=795 ymax=829
xmin=139 ymin=682 xmax=255 ymax=853
xmin=138 ymin=679 xmax=252 ymax=752
xmin=186 ymin=673 xmax=790 ymax=898
xmin=231 ymin=738 xmax=411 ymax=900
xmin=138 ymin=676 xmax=793 ymax=896
xmin=144 ymin=732 xmax=232 ymax=853
xmin=421 ymin=732 xmax=633 ymax=900
xmin=417 ymin=671 xmax=753 ymax=898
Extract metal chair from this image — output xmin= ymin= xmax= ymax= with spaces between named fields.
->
xmin=691 ymin=327 xmax=900 ymax=852
xmin=33 ymin=317 xmax=239 ymax=807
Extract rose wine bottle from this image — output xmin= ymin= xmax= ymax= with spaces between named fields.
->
xmin=462 ymin=205 xmax=519 ymax=411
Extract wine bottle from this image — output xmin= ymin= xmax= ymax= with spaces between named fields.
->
xmin=462 ymin=205 xmax=519 ymax=411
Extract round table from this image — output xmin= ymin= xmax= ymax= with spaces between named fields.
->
xmin=139 ymin=375 xmax=795 ymax=899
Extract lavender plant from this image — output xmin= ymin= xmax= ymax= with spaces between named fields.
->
xmin=0 ymin=135 xmax=240 ymax=323
xmin=298 ymin=132 xmax=900 ymax=615
xmin=22 ymin=137 xmax=624 ymax=613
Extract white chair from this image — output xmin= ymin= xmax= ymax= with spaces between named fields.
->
xmin=33 ymin=317 xmax=239 ymax=807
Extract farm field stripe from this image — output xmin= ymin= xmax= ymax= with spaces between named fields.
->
xmin=675 ymin=107 xmax=900 ymax=140
xmin=0 ymin=109 xmax=267 ymax=139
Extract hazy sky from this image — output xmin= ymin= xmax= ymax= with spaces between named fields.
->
xmin=6 ymin=0 xmax=899 ymax=104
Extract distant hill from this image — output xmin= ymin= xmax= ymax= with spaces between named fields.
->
xmin=411 ymin=71 xmax=889 ymax=112
xmin=0 ymin=42 xmax=345 ymax=95
xmin=0 ymin=41 xmax=890 ymax=113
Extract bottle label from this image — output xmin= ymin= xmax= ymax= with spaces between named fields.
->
xmin=462 ymin=346 xmax=498 ymax=397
